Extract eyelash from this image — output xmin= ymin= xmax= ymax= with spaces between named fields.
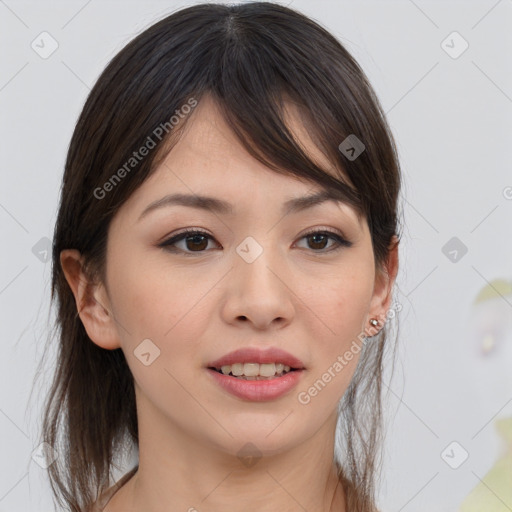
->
xmin=157 ymin=227 xmax=353 ymax=256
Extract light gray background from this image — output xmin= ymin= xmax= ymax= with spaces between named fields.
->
xmin=1 ymin=1 xmax=511 ymax=511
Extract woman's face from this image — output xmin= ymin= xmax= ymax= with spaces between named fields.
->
xmin=68 ymin=95 xmax=396 ymax=458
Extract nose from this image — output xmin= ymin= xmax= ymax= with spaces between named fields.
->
xmin=220 ymin=244 xmax=295 ymax=330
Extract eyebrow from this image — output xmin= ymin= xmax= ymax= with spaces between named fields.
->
xmin=137 ymin=190 xmax=348 ymax=222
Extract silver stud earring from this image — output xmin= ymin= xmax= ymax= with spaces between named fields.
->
xmin=369 ymin=318 xmax=379 ymax=327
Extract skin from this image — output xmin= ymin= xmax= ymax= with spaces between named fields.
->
xmin=61 ymin=94 xmax=399 ymax=512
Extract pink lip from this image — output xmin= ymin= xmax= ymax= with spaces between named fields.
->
xmin=206 ymin=368 xmax=305 ymax=402
xmin=206 ymin=347 xmax=306 ymax=369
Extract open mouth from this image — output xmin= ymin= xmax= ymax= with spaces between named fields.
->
xmin=205 ymin=360 xmax=305 ymax=401
xmin=207 ymin=366 xmax=299 ymax=380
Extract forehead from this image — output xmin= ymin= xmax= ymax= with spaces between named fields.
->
xmin=177 ymin=94 xmax=336 ymax=171
xmin=149 ymin=95 xmax=345 ymax=195
xmin=114 ymin=94 xmax=363 ymax=226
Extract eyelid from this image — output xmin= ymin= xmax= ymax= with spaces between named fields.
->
xmin=158 ymin=225 xmax=349 ymax=241
xmin=299 ymin=225 xmax=347 ymax=240
xmin=156 ymin=227 xmax=213 ymax=245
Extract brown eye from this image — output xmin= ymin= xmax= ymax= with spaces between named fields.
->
xmin=183 ymin=233 xmax=209 ymax=251
xmin=159 ymin=228 xmax=352 ymax=256
xmin=306 ymin=233 xmax=330 ymax=250
xmin=296 ymin=229 xmax=353 ymax=253
xmin=159 ymin=229 xmax=218 ymax=255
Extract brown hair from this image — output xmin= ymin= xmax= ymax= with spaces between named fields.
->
xmin=35 ymin=2 xmax=402 ymax=511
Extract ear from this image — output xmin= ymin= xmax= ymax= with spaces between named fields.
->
xmin=365 ymin=235 xmax=399 ymax=337
xmin=59 ymin=249 xmax=122 ymax=350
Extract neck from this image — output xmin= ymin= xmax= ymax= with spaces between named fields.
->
xmin=121 ymin=388 xmax=346 ymax=512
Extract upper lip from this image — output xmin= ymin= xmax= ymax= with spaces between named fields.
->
xmin=207 ymin=347 xmax=306 ymax=370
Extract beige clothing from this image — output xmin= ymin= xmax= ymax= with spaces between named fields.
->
xmin=90 ymin=466 xmax=138 ymax=512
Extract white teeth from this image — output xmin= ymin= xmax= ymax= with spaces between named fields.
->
xmin=231 ymin=363 xmax=244 ymax=376
xmin=218 ymin=362 xmax=292 ymax=377
xmin=221 ymin=365 xmax=232 ymax=375
xmin=243 ymin=363 xmax=260 ymax=377
xmin=259 ymin=363 xmax=276 ymax=377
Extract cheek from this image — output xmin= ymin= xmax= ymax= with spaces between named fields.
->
xmin=106 ymin=263 xmax=208 ymax=404
xmin=106 ymin=249 xmax=217 ymax=380
xmin=304 ymin=256 xmax=374 ymax=336
xmin=297 ymin=258 xmax=375 ymax=403
xmin=107 ymin=240 xmax=187 ymax=334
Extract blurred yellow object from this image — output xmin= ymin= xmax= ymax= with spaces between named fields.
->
xmin=481 ymin=333 xmax=495 ymax=354
xmin=459 ymin=417 xmax=512 ymax=511
xmin=474 ymin=280 xmax=512 ymax=304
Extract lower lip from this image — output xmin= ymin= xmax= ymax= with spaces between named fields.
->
xmin=206 ymin=368 xmax=304 ymax=402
